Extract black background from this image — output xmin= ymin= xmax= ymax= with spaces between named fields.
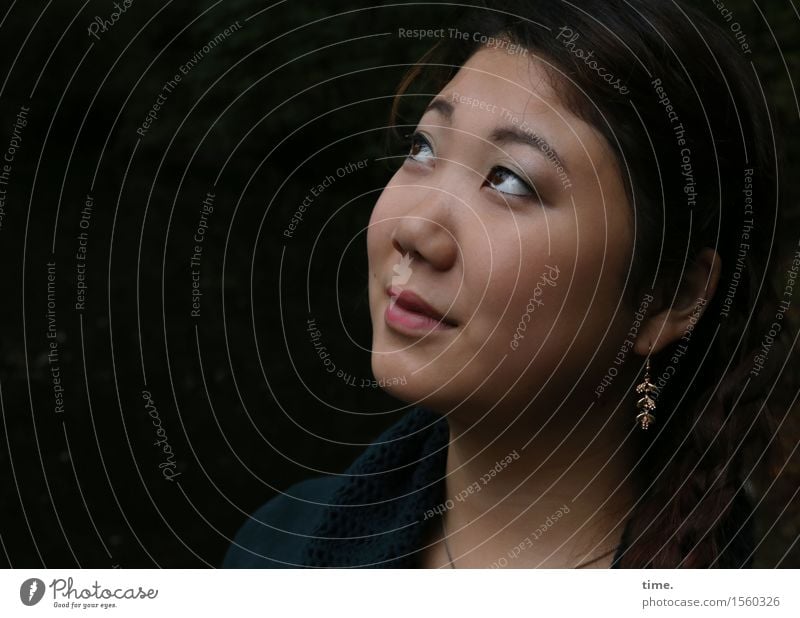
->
xmin=0 ymin=0 xmax=797 ymax=568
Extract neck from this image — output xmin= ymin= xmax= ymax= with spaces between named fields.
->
xmin=439 ymin=391 xmax=640 ymax=568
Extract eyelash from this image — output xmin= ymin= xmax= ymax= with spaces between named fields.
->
xmin=403 ymin=132 xmax=537 ymax=200
xmin=404 ymin=132 xmax=434 ymax=163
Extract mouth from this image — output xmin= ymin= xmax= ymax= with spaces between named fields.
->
xmin=384 ymin=285 xmax=457 ymax=335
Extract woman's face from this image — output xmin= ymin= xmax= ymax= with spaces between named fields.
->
xmin=367 ymin=46 xmax=635 ymax=420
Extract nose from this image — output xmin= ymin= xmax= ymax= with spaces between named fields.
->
xmin=389 ymin=189 xmax=458 ymax=272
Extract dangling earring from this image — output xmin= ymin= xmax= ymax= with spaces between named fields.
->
xmin=635 ymin=346 xmax=658 ymax=430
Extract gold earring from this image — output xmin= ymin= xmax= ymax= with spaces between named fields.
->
xmin=635 ymin=350 xmax=657 ymax=430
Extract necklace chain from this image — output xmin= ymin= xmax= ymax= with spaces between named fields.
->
xmin=441 ymin=513 xmax=456 ymax=569
xmin=439 ymin=514 xmax=618 ymax=569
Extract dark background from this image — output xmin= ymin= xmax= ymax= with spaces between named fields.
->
xmin=0 ymin=0 xmax=797 ymax=568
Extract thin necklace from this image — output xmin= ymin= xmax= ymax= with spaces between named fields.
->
xmin=440 ymin=513 xmax=456 ymax=568
xmin=439 ymin=514 xmax=618 ymax=569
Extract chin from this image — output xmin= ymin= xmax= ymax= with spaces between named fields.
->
xmin=370 ymin=349 xmax=436 ymax=406
xmin=370 ymin=350 xmax=411 ymax=399
xmin=368 ymin=351 xmax=467 ymax=420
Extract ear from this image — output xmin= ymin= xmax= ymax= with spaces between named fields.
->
xmin=633 ymin=248 xmax=722 ymax=356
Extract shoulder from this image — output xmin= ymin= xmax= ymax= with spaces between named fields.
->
xmin=221 ymin=475 xmax=343 ymax=568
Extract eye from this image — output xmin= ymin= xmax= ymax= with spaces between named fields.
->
xmin=485 ymin=166 xmax=535 ymax=198
xmin=406 ymin=132 xmax=435 ymax=164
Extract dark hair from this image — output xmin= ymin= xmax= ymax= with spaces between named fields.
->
xmin=390 ymin=0 xmax=795 ymax=567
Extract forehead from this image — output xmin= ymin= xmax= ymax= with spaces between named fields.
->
xmin=434 ymin=46 xmax=610 ymax=167
xmin=446 ymin=45 xmax=562 ymax=108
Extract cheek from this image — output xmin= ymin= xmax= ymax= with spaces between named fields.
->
xmin=571 ymin=206 xmax=633 ymax=315
xmin=366 ymin=190 xmax=396 ymax=267
xmin=499 ymin=260 xmax=564 ymax=346
xmin=481 ymin=217 xmax=602 ymax=353
xmin=455 ymin=233 xmax=549 ymax=361
xmin=497 ymin=221 xmax=571 ymax=311
xmin=496 ymin=212 xmax=630 ymax=377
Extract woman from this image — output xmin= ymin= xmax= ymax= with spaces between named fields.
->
xmin=224 ymin=0 xmax=793 ymax=568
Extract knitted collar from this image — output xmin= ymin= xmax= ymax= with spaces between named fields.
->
xmin=301 ymin=406 xmax=450 ymax=568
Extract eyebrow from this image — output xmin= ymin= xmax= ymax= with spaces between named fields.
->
xmin=423 ymin=97 xmax=455 ymax=122
xmin=421 ymin=97 xmax=569 ymax=173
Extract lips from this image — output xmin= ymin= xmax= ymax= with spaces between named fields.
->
xmin=385 ymin=285 xmax=457 ymax=332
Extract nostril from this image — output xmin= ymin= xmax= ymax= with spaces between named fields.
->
xmin=392 ymin=237 xmax=408 ymax=257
